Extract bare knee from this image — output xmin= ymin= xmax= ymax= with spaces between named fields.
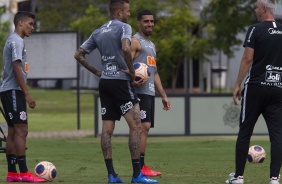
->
xmin=14 ymin=124 xmax=28 ymax=138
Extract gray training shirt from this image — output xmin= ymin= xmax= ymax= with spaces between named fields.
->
xmin=133 ymin=32 xmax=157 ymax=96
xmin=0 ymin=33 xmax=28 ymax=92
xmin=80 ymin=20 xmax=132 ymax=80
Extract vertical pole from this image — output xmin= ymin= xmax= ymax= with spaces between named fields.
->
xmin=184 ymin=56 xmax=188 ymax=93
xmin=77 ymin=63 xmax=80 ymax=130
xmin=76 ymin=32 xmax=80 ymax=130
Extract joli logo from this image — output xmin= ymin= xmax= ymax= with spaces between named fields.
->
xmin=266 ymin=71 xmax=281 ymax=82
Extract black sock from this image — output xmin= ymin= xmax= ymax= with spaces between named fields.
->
xmin=105 ymin=159 xmax=117 ymax=177
xmin=17 ymin=156 xmax=28 ymax=173
xmin=132 ymin=159 xmax=141 ymax=178
xmin=140 ymin=153 xmax=145 ymax=168
xmin=6 ymin=154 xmax=17 ymax=172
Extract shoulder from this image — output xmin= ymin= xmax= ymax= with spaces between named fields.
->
xmin=7 ymin=34 xmax=23 ymax=47
xmin=131 ymin=37 xmax=141 ymax=49
xmin=131 ymin=37 xmax=140 ymax=45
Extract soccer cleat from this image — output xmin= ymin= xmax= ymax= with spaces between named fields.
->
xmin=6 ymin=172 xmax=21 ymax=182
xmin=131 ymin=172 xmax=159 ymax=183
xmin=225 ymin=172 xmax=244 ymax=184
xmin=108 ymin=174 xmax=124 ymax=183
xmin=20 ymin=171 xmax=46 ymax=183
xmin=141 ymin=165 xmax=161 ymax=177
xmin=269 ymin=174 xmax=281 ymax=184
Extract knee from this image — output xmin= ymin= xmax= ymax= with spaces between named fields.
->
xmin=15 ymin=126 xmax=28 ymax=138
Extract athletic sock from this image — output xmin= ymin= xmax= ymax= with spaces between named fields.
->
xmin=105 ymin=159 xmax=117 ymax=177
xmin=6 ymin=154 xmax=17 ymax=172
xmin=132 ymin=159 xmax=141 ymax=178
xmin=140 ymin=153 xmax=145 ymax=168
xmin=17 ymin=155 xmax=28 ymax=173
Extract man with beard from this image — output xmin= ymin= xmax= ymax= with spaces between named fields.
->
xmin=131 ymin=9 xmax=171 ymax=177
xmin=74 ymin=1 xmax=158 ymax=183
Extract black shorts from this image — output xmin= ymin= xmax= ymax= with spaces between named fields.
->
xmin=0 ymin=90 xmax=27 ymax=127
xmin=99 ymin=79 xmax=139 ymax=121
xmin=138 ymin=94 xmax=155 ymax=128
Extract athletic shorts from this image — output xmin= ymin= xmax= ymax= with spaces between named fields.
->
xmin=0 ymin=90 xmax=27 ymax=127
xmin=99 ymin=79 xmax=139 ymax=121
xmin=138 ymin=94 xmax=155 ymax=128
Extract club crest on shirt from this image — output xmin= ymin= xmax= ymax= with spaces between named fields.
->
xmin=19 ymin=111 xmax=27 ymax=121
xmin=140 ymin=110 xmax=147 ymax=120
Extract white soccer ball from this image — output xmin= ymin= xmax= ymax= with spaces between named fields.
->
xmin=133 ymin=62 xmax=151 ymax=82
xmin=247 ymin=145 xmax=266 ymax=163
xmin=34 ymin=161 xmax=57 ymax=181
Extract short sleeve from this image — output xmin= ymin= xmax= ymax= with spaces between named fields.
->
xmin=121 ymin=23 xmax=132 ymax=41
xmin=243 ymin=26 xmax=256 ymax=48
xmin=11 ymin=40 xmax=24 ymax=62
xmin=80 ymin=33 xmax=97 ymax=54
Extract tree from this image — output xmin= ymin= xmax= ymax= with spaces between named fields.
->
xmin=201 ymin=0 xmax=257 ymax=57
xmin=200 ymin=0 xmax=257 ymax=92
xmin=0 ymin=8 xmax=11 ymax=71
xmin=152 ymin=0 xmax=211 ymax=89
xmin=35 ymin=0 xmax=107 ymax=31
xmin=70 ymin=4 xmax=107 ymax=38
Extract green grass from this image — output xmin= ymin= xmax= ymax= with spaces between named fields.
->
xmin=0 ymin=88 xmax=274 ymax=183
xmin=0 ymin=88 xmax=96 ymax=131
xmin=0 ymin=136 xmax=272 ymax=183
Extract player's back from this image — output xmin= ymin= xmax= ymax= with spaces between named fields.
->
xmin=93 ymin=20 xmax=132 ymax=80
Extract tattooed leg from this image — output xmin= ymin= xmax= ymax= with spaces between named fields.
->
xmin=101 ymin=120 xmax=115 ymax=159
xmin=124 ymin=103 xmax=142 ymax=159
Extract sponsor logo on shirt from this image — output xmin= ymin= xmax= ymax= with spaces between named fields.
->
xmin=103 ymin=62 xmax=120 ymax=76
xmin=266 ymin=65 xmax=282 ymax=71
xmin=102 ymin=55 xmax=115 ymax=61
xmin=268 ymin=28 xmax=282 ymax=35
xmin=149 ymin=83 xmax=155 ymax=93
xmin=265 ymin=71 xmax=281 ymax=82
xmin=101 ymin=28 xmax=112 ymax=33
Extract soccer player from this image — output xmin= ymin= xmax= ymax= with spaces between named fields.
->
xmin=74 ymin=1 xmax=158 ymax=183
xmin=131 ymin=9 xmax=171 ymax=177
xmin=225 ymin=0 xmax=282 ymax=183
xmin=0 ymin=11 xmax=45 ymax=182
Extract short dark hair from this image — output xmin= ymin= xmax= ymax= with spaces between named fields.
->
xmin=14 ymin=11 xmax=35 ymax=26
xmin=137 ymin=9 xmax=153 ymax=21
xmin=109 ymin=0 xmax=129 ymax=15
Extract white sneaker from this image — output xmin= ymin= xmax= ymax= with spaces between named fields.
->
xmin=225 ymin=172 xmax=244 ymax=184
xmin=269 ymin=174 xmax=280 ymax=184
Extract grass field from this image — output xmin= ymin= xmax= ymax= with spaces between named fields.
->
xmin=0 ymin=136 xmax=272 ymax=183
xmin=0 ymin=88 xmax=273 ymax=183
xmin=0 ymin=88 xmax=96 ymax=132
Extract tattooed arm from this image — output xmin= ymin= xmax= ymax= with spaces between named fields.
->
xmin=122 ymin=38 xmax=135 ymax=77
xmin=122 ymin=38 xmax=141 ymax=86
xmin=74 ymin=48 xmax=101 ymax=77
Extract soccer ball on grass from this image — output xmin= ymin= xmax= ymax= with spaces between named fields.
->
xmin=34 ymin=161 xmax=57 ymax=181
xmin=247 ymin=145 xmax=266 ymax=163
